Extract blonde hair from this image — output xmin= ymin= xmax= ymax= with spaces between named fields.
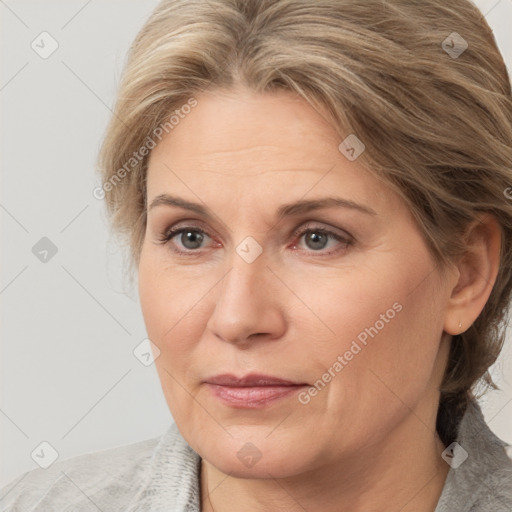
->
xmin=97 ymin=0 xmax=512 ymax=444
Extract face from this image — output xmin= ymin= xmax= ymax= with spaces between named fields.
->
xmin=138 ymin=87 xmax=454 ymax=479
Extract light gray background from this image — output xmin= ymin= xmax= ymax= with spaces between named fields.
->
xmin=1 ymin=0 xmax=511 ymax=489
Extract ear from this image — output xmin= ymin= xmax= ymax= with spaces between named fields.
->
xmin=443 ymin=213 xmax=502 ymax=336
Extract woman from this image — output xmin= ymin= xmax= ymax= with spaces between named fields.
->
xmin=2 ymin=0 xmax=512 ymax=510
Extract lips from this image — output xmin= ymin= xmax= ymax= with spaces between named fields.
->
xmin=203 ymin=373 xmax=308 ymax=408
xmin=204 ymin=373 xmax=306 ymax=387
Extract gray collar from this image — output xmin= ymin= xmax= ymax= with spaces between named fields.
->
xmin=435 ymin=398 xmax=512 ymax=511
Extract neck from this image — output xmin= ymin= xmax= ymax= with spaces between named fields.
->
xmin=200 ymin=402 xmax=450 ymax=512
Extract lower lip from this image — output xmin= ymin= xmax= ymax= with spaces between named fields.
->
xmin=205 ymin=383 xmax=306 ymax=408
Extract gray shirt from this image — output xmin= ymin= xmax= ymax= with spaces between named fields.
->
xmin=1 ymin=398 xmax=511 ymax=511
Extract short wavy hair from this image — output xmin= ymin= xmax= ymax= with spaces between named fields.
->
xmin=97 ymin=0 xmax=512 ymax=445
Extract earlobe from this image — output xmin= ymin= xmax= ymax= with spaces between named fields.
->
xmin=443 ymin=213 xmax=502 ymax=336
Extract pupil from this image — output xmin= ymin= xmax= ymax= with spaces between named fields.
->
xmin=182 ymin=231 xmax=203 ymax=249
xmin=307 ymin=232 xmax=326 ymax=249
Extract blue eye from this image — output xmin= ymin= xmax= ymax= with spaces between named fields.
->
xmin=159 ymin=228 xmax=211 ymax=253
xmin=158 ymin=223 xmax=353 ymax=256
xmin=291 ymin=225 xmax=353 ymax=255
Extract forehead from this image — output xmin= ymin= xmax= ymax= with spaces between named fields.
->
xmin=152 ymin=88 xmax=339 ymax=163
xmin=146 ymin=88 xmax=403 ymax=218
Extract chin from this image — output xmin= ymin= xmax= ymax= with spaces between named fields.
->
xmin=195 ymin=429 xmax=322 ymax=480
xmin=204 ymin=448 xmax=302 ymax=480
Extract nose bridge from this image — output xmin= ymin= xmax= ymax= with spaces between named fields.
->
xmin=207 ymin=241 xmax=285 ymax=344
xmin=220 ymin=229 xmax=270 ymax=294
xmin=218 ymin=245 xmax=269 ymax=311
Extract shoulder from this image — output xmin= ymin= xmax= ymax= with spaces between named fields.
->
xmin=0 ymin=434 xmax=161 ymax=512
xmin=436 ymin=398 xmax=512 ymax=512
xmin=468 ymin=454 xmax=512 ymax=511
xmin=463 ymin=400 xmax=512 ymax=510
xmin=469 ymin=465 xmax=512 ymax=511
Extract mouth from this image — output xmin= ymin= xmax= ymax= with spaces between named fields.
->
xmin=203 ymin=373 xmax=309 ymax=409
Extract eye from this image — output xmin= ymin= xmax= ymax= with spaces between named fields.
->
xmin=156 ymin=222 xmax=353 ymax=256
xmin=157 ymin=226 xmax=213 ymax=254
xmin=291 ymin=223 xmax=353 ymax=255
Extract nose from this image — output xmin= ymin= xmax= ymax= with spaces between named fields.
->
xmin=206 ymin=250 xmax=287 ymax=347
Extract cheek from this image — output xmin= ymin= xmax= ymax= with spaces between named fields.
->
xmin=138 ymin=254 xmax=203 ymax=424
xmin=298 ymin=253 xmax=445 ymax=411
xmin=291 ymin=266 xmax=406 ymax=356
xmin=138 ymin=257 xmax=167 ymax=339
xmin=138 ymin=250 xmax=215 ymax=384
xmin=138 ymin=250 xmax=200 ymax=342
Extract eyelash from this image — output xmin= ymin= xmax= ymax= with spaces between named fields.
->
xmin=156 ymin=223 xmax=353 ymax=257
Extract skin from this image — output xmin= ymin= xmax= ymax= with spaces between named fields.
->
xmin=138 ymin=85 xmax=501 ymax=512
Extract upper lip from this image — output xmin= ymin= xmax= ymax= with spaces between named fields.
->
xmin=204 ymin=373 xmax=307 ymax=387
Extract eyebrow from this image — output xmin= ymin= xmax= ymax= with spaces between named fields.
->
xmin=148 ymin=194 xmax=377 ymax=219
